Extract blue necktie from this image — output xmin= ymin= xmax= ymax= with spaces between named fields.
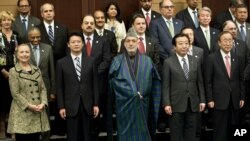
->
xmin=22 ymin=19 xmax=27 ymax=33
xmin=240 ymin=25 xmax=246 ymax=41
xmin=182 ymin=58 xmax=189 ymax=79
xmin=48 ymin=25 xmax=54 ymax=45
xmin=193 ymin=11 xmax=199 ymax=28
xmin=75 ymin=57 xmax=81 ymax=80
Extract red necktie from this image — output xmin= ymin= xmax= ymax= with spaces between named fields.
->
xmin=86 ymin=37 xmax=91 ymax=56
xmin=146 ymin=13 xmax=151 ymax=27
xmin=138 ymin=37 xmax=145 ymax=54
xmin=225 ymin=55 xmax=231 ymax=77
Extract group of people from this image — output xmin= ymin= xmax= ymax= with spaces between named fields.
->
xmin=0 ymin=0 xmax=250 ymax=141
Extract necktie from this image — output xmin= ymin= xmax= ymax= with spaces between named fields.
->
xmin=145 ymin=13 xmax=151 ymax=27
xmin=232 ymin=41 xmax=236 ymax=53
xmin=86 ymin=37 xmax=92 ymax=56
xmin=182 ymin=58 xmax=189 ymax=79
xmin=240 ymin=24 xmax=246 ymax=41
xmin=22 ymin=19 xmax=27 ymax=33
xmin=205 ymin=29 xmax=211 ymax=50
xmin=192 ymin=11 xmax=199 ymax=28
xmin=167 ymin=20 xmax=174 ymax=38
xmin=225 ymin=55 xmax=231 ymax=77
xmin=99 ymin=30 xmax=103 ymax=36
xmin=75 ymin=57 xmax=81 ymax=80
xmin=33 ymin=46 xmax=39 ymax=66
xmin=138 ymin=37 xmax=145 ymax=54
xmin=48 ymin=25 xmax=54 ymax=45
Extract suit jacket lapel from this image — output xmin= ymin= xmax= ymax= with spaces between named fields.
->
xmin=145 ymin=36 xmax=152 ymax=56
xmin=230 ymin=52 xmax=236 ymax=79
xmin=159 ymin=17 xmax=172 ymax=38
xmin=173 ymin=55 xmax=187 ymax=79
xmin=67 ymin=55 xmax=80 ymax=82
xmin=216 ymin=51 xmax=230 ymax=79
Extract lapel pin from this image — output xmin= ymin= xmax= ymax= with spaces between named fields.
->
xmin=232 ymin=59 xmax=234 ymax=62
xmin=195 ymin=55 xmax=198 ymax=58
xmin=96 ymin=41 xmax=99 ymax=44
xmin=153 ymin=15 xmax=156 ymax=18
xmin=236 ymin=42 xmax=239 ymax=45
xmin=248 ymin=27 xmax=250 ymax=30
xmin=42 ymin=50 xmax=44 ymax=52
xmin=31 ymin=24 xmax=34 ymax=27
xmin=148 ymin=42 xmax=151 ymax=45
xmin=56 ymin=26 xmax=59 ymax=28
xmin=213 ymin=32 xmax=215 ymax=34
xmin=175 ymin=22 xmax=178 ymax=24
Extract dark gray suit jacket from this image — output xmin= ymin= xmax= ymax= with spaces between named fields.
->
xmin=29 ymin=43 xmax=55 ymax=95
xmin=236 ymin=22 xmax=250 ymax=49
xmin=150 ymin=17 xmax=184 ymax=61
xmin=175 ymin=8 xmax=198 ymax=29
xmin=12 ymin=15 xmax=41 ymax=43
xmin=162 ymin=54 xmax=205 ymax=112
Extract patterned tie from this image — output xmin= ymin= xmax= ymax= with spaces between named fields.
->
xmin=145 ymin=13 xmax=151 ymax=27
xmin=75 ymin=57 xmax=81 ymax=80
xmin=192 ymin=11 xmax=199 ymax=28
xmin=99 ymin=30 xmax=103 ymax=36
xmin=22 ymin=19 xmax=27 ymax=33
xmin=182 ymin=58 xmax=189 ymax=79
xmin=48 ymin=25 xmax=54 ymax=45
xmin=240 ymin=24 xmax=246 ymax=41
xmin=225 ymin=55 xmax=231 ymax=77
xmin=86 ymin=37 xmax=92 ymax=56
xmin=205 ymin=29 xmax=211 ymax=50
xmin=138 ymin=37 xmax=145 ymax=54
xmin=167 ymin=20 xmax=174 ymax=38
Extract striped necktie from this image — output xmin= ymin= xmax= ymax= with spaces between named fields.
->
xmin=182 ymin=58 xmax=189 ymax=79
xmin=75 ymin=57 xmax=81 ymax=80
xmin=48 ymin=25 xmax=54 ymax=45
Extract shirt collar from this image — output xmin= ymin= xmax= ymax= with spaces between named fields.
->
xmin=187 ymin=7 xmax=198 ymax=14
xmin=141 ymin=8 xmax=151 ymax=16
xmin=220 ymin=49 xmax=231 ymax=58
xmin=83 ymin=33 xmax=94 ymax=41
xmin=176 ymin=53 xmax=188 ymax=62
xmin=20 ymin=15 xmax=28 ymax=21
xmin=71 ymin=53 xmax=82 ymax=61
xmin=200 ymin=25 xmax=210 ymax=32
xmin=44 ymin=21 xmax=55 ymax=28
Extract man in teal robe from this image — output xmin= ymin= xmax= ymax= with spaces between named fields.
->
xmin=108 ymin=32 xmax=161 ymax=141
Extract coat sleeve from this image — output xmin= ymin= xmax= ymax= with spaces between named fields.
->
xmin=56 ymin=60 xmax=65 ymax=109
xmin=39 ymin=70 xmax=48 ymax=106
xmin=48 ymin=45 xmax=56 ymax=94
xmin=162 ymin=60 xmax=171 ymax=106
xmin=8 ymin=68 xmax=30 ymax=110
xmin=204 ymin=55 xmax=214 ymax=103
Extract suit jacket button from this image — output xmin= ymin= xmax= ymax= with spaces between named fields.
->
xmin=29 ymin=84 xmax=32 ymax=87
xmin=35 ymin=83 xmax=38 ymax=86
xmin=31 ymin=91 xmax=33 ymax=94
xmin=37 ymin=97 xmax=40 ymax=100
xmin=36 ymin=90 xmax=39 ymax=93
xmin=32 ymin=98 xmax=35 ymax=101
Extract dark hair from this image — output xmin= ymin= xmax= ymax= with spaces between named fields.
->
xmin=105 ymin=2 xmax=122 ymax=23
xmin=131 ymin=13 xmax=146 ymax=25
xmin=17 ymin=0 xmax=31 ymax=6
xmin=235 ymin=4 xmax=248 ymax=10
xmin=67 ymin=32 xmax=84 ymax=43
xmin=172 ymin=33 xmax=190 ymax=46
xmin=217 ymin=31 xmax=233 ymax=42
xmin=180 ymin=27 xmax=194 ymax=34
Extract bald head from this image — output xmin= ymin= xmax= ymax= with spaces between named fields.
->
xmin=222 ymin=20 xmax=237 ymax=38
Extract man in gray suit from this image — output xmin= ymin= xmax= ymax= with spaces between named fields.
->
xmin=13 ymin=0 xmax=40 ymax=43
xmin=235 ymin=4 xmax=250 ymax=49
xmin=28 ymin=27 xmax=55 ymax=141
xmin=162 ymin=33 xmax=205 ymax=141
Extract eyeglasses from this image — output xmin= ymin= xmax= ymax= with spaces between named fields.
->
xmin=140 ymin=0 xmax=152 ymax=2
xmin=161 ymin=5 xmax=174 ymax=9
xmin=19 ymin=5 xmax=30 ymax=8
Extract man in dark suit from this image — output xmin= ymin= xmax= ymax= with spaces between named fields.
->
xmin=235 ymin=4 xmax=250 ymax=48
xmin=56 ymin=32 xmax=99 ymax=141
xmin=162 ymin=33 xmax=205 ymax=141
xmin=94 ymin=10 xmax=118 ymax=59
xmin=175 ymin=0 xmax=199 ymax=29
xmin=194 ymin=7 xmax=220 ymax=57
xmin=36 ymin=2 xmax=68 ymax=136
xmin=212 ymin=0 xmax=244 ymax=31
xmin=205 ymin=31 xmax=245 ymax=141
xmin=12 ymin=0 xmax=40 ymax=43
xmin=37 ymin=3 xmax=68 ymax=64
xmin=27 ymin=27 xmax=55 ymax=141
xmin=81 ymin=15 xmax=111 ymax=138
xmin=150 ymin=0 xmax=184 ymax=63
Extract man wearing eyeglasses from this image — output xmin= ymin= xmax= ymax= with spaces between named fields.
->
xmin=150 ymin=0 xmax=184 ymax=64
xmin=13 ymin=0 xmax=40 ymax=43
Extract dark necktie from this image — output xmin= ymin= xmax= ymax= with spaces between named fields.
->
xmin=22 ymin=19 xmax=27 ymax=33
xmin=75 ymin=57 xmax=81 ymax=80
xmin=48 ymin=25 xmax=54 ymax=45
xmin=182 ymin=58 xmax=189 ymax=79
xmin=138 ymin=37 xmax=145 ymax=54
xmin=240 ymin=24 xmax=246 ymax=41
xmin=86 ymin=37 xmax=92 ymax=56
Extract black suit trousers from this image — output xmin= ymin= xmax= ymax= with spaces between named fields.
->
xmin=66 ymin=98 xmax=92 ymax=141
xmin=169 ymin=99 xmax=197 ymax=141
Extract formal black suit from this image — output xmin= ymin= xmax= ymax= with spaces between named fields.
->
xmin=205 ymin=50 xmax=245 ymax=141
xmin=12 ymin=15 xmax=41 ymax=43
xmin=36 ymin=21 xmax=68 ymax=63
xmin=162 ymin=54 xmax=205 ymax=141
xmin=212 ymin=10 xmax=233 ymax=31
xmin=175 ymin=8 xmax=198 ymax=29
xmin=95 ymin=29 xmax=118 ymax=59
xmin=56 ymin=54 xmax=99 ymax=141
xmin=194 ymin=26 xmax=220 ymax=57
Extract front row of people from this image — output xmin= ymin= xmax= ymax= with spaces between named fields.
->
xmin=6 ymin=29 xmax=246 ymax=141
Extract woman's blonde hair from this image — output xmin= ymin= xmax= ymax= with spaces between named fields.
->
xmin=0 ymin=11 xmax=15 ymax=23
